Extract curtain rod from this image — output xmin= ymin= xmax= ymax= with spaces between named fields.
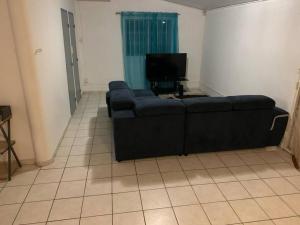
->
xmin=116 ymin=12 xmax=180 ymax=15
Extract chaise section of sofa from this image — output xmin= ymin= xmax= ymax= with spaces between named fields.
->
xmin=182 ymin=95 xmax=289 ymax=154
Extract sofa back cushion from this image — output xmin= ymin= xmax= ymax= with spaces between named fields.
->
xmin=183 ymin=97 xmax=232 ymax=113
xmin=110 ymin=89 xmax=135 ymax=110
xmin=132 ymin=89 xmax=155 ymax=97
xmin=135 ymin=99 xmax=185 ymax=117
xmin=109 ymin=81 xmax=129 ymax=91
xmin=228 ymin=95 xmax=275 ymax=111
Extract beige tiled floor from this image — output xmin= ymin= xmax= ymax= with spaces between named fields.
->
xmin=0 ymin=92 xmax=300 ymax=225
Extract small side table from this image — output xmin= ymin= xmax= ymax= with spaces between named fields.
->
xmin=0 ymin=106 xmax=22 ymax=181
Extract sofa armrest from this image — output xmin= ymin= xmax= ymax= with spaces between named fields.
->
xmin=270 ymin=107 xmax=289 ymax=131
xmin=112 ymin=110 xmax=135 ymax=119
xmin=110 ymin=89 xmax=135 ymax=111
xmin=268 ymin=107 xmax=289 ymax=146
xmin=134 ymin=99 xmax=185 ymax=117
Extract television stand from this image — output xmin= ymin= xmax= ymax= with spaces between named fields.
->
xmin=150 ymin=79 xmax=186 ymax=97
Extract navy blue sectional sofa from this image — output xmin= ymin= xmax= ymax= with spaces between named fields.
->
xmin=107 ymin=81 xmax=289 ymax=161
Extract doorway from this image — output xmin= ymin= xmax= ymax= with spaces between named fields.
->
xmin=61 ymin=9 xmax=81 ymax=114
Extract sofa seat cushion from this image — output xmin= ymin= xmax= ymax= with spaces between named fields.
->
xmin=183 ymin=97 xmax=232 ymax=113
xmin=132 ymin=89 xmax=155 ymax=97
xmin=228 ymin=95 xmax=275 ymax=111
xmin=135 ymin=99 xmax=185 ymax=117
xmin=110 ymin=89 xmax=135 ymax=110
xmin=109 ymin=81 xmax=128 ymax=91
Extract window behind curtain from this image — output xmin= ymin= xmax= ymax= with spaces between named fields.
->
xmin=121 ymin=12 xmax=178 ymax=89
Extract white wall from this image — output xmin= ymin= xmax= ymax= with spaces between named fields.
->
xmin=76 ymin=0 xmax=205 ymax=91
xmin=0 ymin=0 xmax=35 ymax=162
xmin=8 ymin=0 xmax=76 ymax=164
xmin=201 ymin=0 xmax=300 ymax=112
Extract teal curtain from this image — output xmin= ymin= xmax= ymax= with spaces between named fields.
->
xmin=121 ymin=12 xmax=179 ymax=89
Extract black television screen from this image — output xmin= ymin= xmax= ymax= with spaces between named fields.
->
xmin=146 ymin=53 xmax=187 ymax=81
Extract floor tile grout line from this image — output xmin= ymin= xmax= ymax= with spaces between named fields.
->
xmin=45 ymin=100 xmax=85 ymax=223
xmin=261 ymin=176 xmax=300 ymax=196
xmin=198 ymin=152 xmax=300 ymax=223
xmin=181 ymin=163 xmax=214 ymax=225
xmin=110 ymin=112 xmax=114 ymax=225
xmin=11 ymin=163 xmax=42 ymax=225
xmin=259 ymin=177 xmax=300 ymax=216
xmin=1 ymin=182 xmax=297 ymax=201
xmin=132 ymin=152 xmax=147 ymax=225
xmin=78 ymin=93 xmax=96 ymax=223
xmin=206 ymin=169 xmax=243 ymax=224
xmin=194 ymin=153 xmax=262 ymax=224
xmin=226 ymin=177 xmax=273 ymax=222
xmin=19 ymin=206 xmax=300 ymax=225
xmin=157 ymin=156 xmax=181 ymax=225
xmin=34 ymin=163 xmax=300 ymax=183
xmin=1 ymin=170 xmax=300 ymax=206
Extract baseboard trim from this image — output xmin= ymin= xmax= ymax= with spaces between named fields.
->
xmin=36 ymin=157 xmax=55 ymax=167
xmin=35 ymin=116 xmax=72 ymax=167
xmin=200 ymin=84 xmax=224 ymax=97
xmin=82 ymin=84 xmax=109 ymax=92
xmin=20 ymin=158 xmax=36 ymax=165
xmin=53 ymin=116 xmax=72 ymax=156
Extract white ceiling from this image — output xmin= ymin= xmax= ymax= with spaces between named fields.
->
xmin=77 ymin=0 xmax=110 ymax=1
xmin=76 ymin=0 xmax=264 ymax=10
xmin=164 ymin=0 xmax=262 ymax=10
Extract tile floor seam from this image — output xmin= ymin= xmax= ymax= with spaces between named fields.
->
xmin=210 ymin=176 xmax=243 ymax=224
xmin=229 ymin=180 xmax=273 ymax=222
xmin=45 ymin=111 xmax=80 ymax=224
xmin=277 ymin=194 xmax=300 ymax=217
xmin=254 ymin=195 xmax=297 ymax=218
xmin=110 ymin=122 xmax=114 ymax=225
xmin=260 ymin=177 xmax=300 ymax=201
xmin=78 ymin=94 xmax=96 ymax=222
xmin=158 ymin=155 xmax=184 ymax=225
xmin=175 ymin=198 xmax=213 ymax=225
xmin=197 ymin=157 xmax=273 ymax=224
xmin=12 ymin=163 xmax=42 ymax=225
xmin=133 ymin=152 xmax=147 ymax=225
xmin=247 ymin=177 xmax=300 ymax=222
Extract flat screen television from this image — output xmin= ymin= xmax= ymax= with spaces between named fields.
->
xmin=146 ymin=53 xmax=187 ymax=81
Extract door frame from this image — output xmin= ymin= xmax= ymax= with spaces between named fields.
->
xmin=68 ymin=12 xmax=81 ymax=102
xmin=282 ymin=71 xmax=300 ymax=168
xmin=61 ymin=8 xmax=82 ymax=114
xmin=61 ymin=8 xmax=76 ymax=114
